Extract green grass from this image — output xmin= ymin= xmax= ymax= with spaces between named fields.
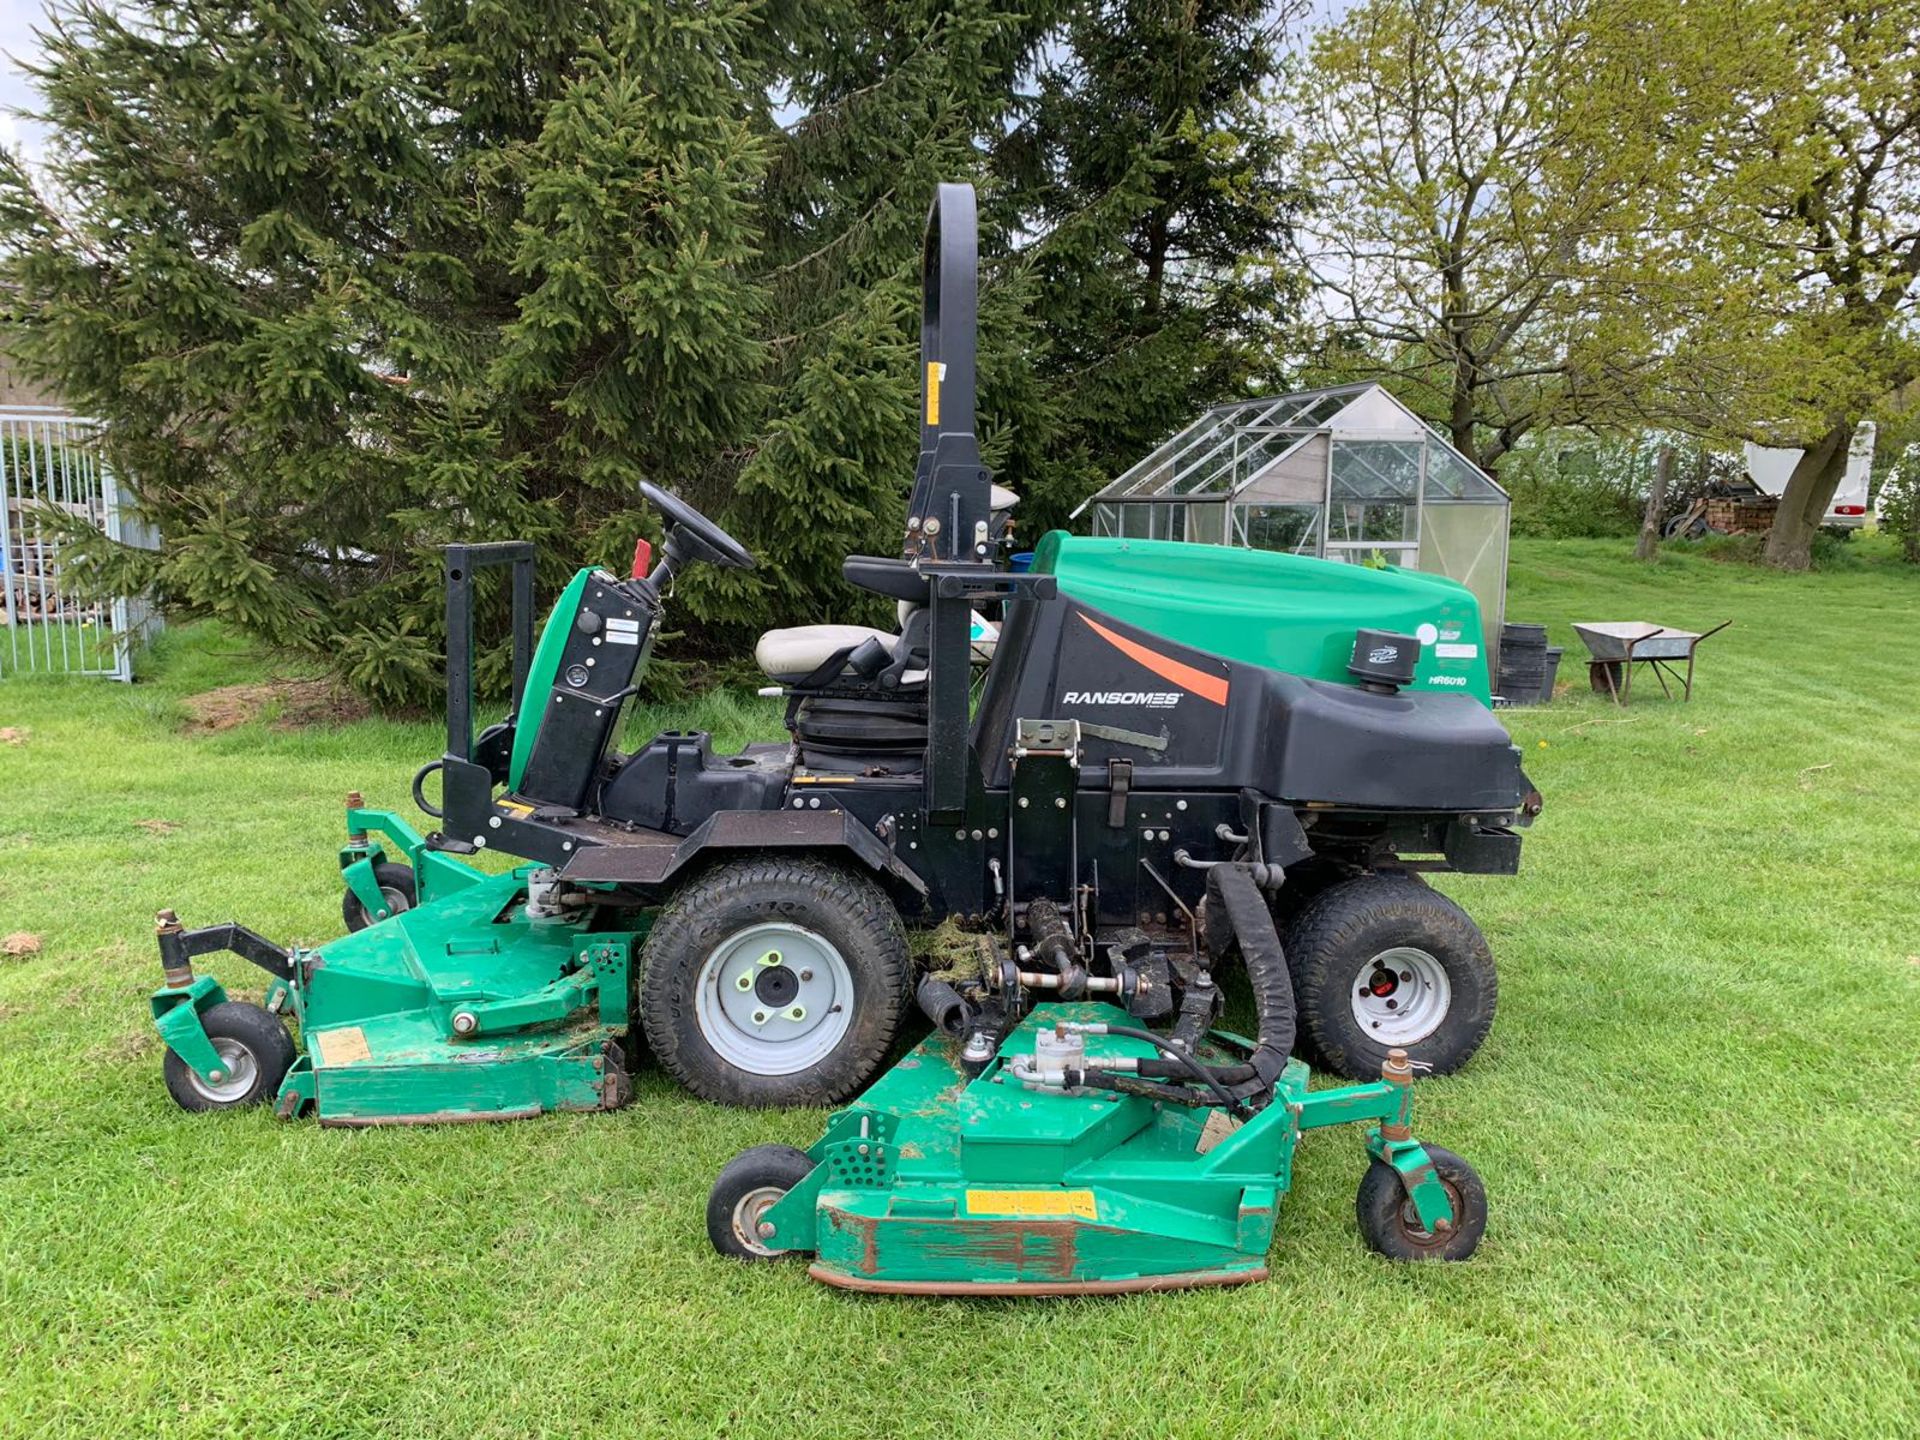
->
xmin=2 ymin=538 xmax=1918 ymax=1439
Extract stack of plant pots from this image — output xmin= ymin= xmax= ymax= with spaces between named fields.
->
xmin=1497 ymin=622 xmax=1562 ymax=704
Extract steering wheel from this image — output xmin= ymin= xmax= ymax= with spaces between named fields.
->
xmin=639 ymin=480 xmax=755 ymax=572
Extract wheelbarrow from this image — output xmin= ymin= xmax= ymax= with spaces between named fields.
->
xmin=1572 ymin=620 xmax=1732 ymax=704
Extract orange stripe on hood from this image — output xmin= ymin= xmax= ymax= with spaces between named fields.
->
xmin=1079 ymin=615 xmax=1230 ymax=706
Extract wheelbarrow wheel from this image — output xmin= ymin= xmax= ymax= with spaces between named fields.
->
xmin=1285 ymin=874 xmax=1496 ymax=1080
xmin=708 ymin=1144 xmax=815 ymax=1261
xmin=1356 ymin=1144 xmax=1486 ymax=1262
xmin=161 ymin=1001 xmax=296 ymax=1112
xmin=341 ymin=862 xmax=417 ymax=932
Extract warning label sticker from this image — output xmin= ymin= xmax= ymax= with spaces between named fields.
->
xmin=314 ymin=1026 xmax=372 ymax=1066
xmin=964 ymin=1189 xmax=1098 ymax=1221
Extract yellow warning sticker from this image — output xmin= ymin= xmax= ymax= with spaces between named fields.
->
xmin=965 ymin=1189 xmax=1098 ymax=1221
xmin=314 ymin=1026 xmax=371 ymax=1066
xmin=926 ymin=361 xmax=945 ymax=425
xmin=496 ymin=800 xmax=534 ymax=819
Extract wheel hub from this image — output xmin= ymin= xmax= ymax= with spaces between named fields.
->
xmin=754 ymin=965 xmax=800 ymax=1007
xmin=696 ymin=922 xmax=855 ymax=1076
xmin=730 ymin=1185 xmax=790 ymax=1257
xmin=1350 ymin=945 xmax=1451 ymax=1045
xmin=187 ymin=1036 xmax=258 ymax=1104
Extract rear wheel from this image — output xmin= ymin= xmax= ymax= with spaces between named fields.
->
xmin=161 ymin=1001 xmax=296 ymax=1112
xmin=341 ymin=862 xmax=416 ymax=932
xmin=639 ymin=856 xmax=912 ymax=1107
xmin=708 ymin=1144 xmax=815 ymax=1260
xmin=1286 ymin=875 xmax=1496 ymax=1079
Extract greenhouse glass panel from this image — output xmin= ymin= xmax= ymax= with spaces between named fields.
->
xmin=1188 ymin=503 xmax=1227 ymax=543
xmin=1328 ymin=500 xmax=1416 ymax=544
xmin=1239 ymin=503 xmax=1320 ymax=554
xmin=1331 ymin=440 xmax=1422 ymax=501
xmin=1419 ymin=502 xmax=1509 ymax=653
xmin=1238 ymin=433 xmax=1328 ymax=503
xmin=1423 ymin=443 xmax=1506 ymax=501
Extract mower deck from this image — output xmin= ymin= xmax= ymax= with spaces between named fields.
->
xmin=153 ymin=859 xmax=636 ymax=1125
xmin=748 ymin=1003 xmax=1455 ymax=1293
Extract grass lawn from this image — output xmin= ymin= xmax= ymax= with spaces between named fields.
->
xmin=2 ymin=537 xmax=1918 ymax=1439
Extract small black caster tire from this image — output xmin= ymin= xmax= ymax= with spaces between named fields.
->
xmin=1286 ymin=874 xmax=1496 ymax=1080
xmin=1356 ymin=1144 xmax=1487 ymax=1262
xmin=341 ymin=862 xmax=417 ymax=932
xmin=708 ymin=1144 xmax=815 ymax=1261
xmin=161 ymin=1001 xmax=297 ymax=1112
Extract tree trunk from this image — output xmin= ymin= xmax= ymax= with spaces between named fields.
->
xmin=1636 ymin=444 xmax=1671 ymax=560
xmin=1761 ymin=422 xmax=1849 ymax=570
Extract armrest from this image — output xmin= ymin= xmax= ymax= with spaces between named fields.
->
xmin=842 ymin=555 xmax=932 ymax=603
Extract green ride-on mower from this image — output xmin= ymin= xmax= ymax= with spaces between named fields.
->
xmin=148 ymin=184 xmax=1536 ymax=1286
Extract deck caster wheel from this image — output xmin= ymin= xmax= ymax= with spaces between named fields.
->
xmin=1285 ymin=875 xmax=1496 ymax=1079
xmin=161 ymin=1001 xmax=297 ymax=1112
xmin=341 ymin=862 xmax=417 ymax=932
xmin=1356 ymin=1145 xmax=1486 ymax=1262
xmin=639 ymin=856 xmax=911 ymax=1107
xmin=708 ymin=1144 xmax=815 ymax=1262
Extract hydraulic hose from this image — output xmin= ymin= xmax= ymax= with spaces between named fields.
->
xmin=1093 ymin=1024 xmax=1244 ymax=1114
xmin=916 ymin=974 xmax=975 ymax=1036
xmin=1205 ymin=863 xmax=1297 ymax=1093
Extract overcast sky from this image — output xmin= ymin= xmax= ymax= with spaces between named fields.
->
xmin=0 ymin=1 xmax=45 ymax=162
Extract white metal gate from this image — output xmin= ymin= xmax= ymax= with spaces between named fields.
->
xmin=0 ymin=408 xmax=159 ymax=682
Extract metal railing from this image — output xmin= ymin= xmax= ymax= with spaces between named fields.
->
xmin=0 ymin=407 xmax=158 ymax=682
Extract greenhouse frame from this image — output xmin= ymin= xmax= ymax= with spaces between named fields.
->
xmin=1072 ymin=382 xmax=1511 ymax=656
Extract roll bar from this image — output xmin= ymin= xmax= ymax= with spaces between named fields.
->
xmin=903 ymin=183 xmax=994 ymax=565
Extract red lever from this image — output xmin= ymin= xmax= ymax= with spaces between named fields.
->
xmin=631 ymin=538 xmax=653 ymax=579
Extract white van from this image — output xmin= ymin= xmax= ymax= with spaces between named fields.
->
xmin=1744 ymin=422 xmax=1877 ymax=530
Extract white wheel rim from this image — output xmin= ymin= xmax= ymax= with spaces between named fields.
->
xmin=187 ymin=1036 xmax=258 ymax=1104
xmin=731 ymin=1185 xmax=790 ymax=1257
xmin=694 ymin=922 xmax=854 ymax=1076
xmin=1349 ymin=945 xmax=1451 ymax=1045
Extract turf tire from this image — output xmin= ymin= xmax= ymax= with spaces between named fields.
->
xmin=161 ymin=1001 xmax=297 ymax=1112
xmin=1355 ymin=1145 xmax=1487 ymax=1262
xmin=639 ymin=856 xmax=912 ymax=1107
xmin=1286 ymin=874 xmax=1495 ymax=1079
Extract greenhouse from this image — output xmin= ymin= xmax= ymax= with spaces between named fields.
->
xmin=1073 ymin=382 xmax=1511 ymax=655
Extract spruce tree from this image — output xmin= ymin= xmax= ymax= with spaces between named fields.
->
xmin=1003 ymin=0 xmax=1302 ymax=533
xmin=0 ymin=0 xmax=1298 ymax=699
xmin=1 ymin=0 xmax=771 ymax=700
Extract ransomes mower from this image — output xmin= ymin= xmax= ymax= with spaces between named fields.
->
xmin=147 ymin=183 xmax=1535 ymax=1284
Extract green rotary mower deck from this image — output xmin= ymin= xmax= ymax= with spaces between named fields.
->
xmin=150 ymin=808 xmax=636 ymax=1125
xmin=739 ymin=1003 xmax=1472 ymax=1295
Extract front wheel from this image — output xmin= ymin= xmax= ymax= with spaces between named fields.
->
xmin=1286 ymin=875 xmax=1496 ymax=1079
xmin=341 ymin=861 xmax=417 ymax=932
xmin=161 ymin=1001 xmax=297 ymax=1112
xmin=1356 ymin=1145 xmax=1487 ymax=1261
xmin=639 ymin=856 xmax=912 ymax=1106
xmin=708 ymin=1144 xmax=815 ymax=1261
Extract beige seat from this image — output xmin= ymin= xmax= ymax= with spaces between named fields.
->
xmin=756 ymin=487 xmax=1018 ymax=684
xmin=753 ymin=623 xmax=896 ymax=683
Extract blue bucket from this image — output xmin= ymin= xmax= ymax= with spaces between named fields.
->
xmin=1009 ymin=551 xmax=1034 ymax=573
